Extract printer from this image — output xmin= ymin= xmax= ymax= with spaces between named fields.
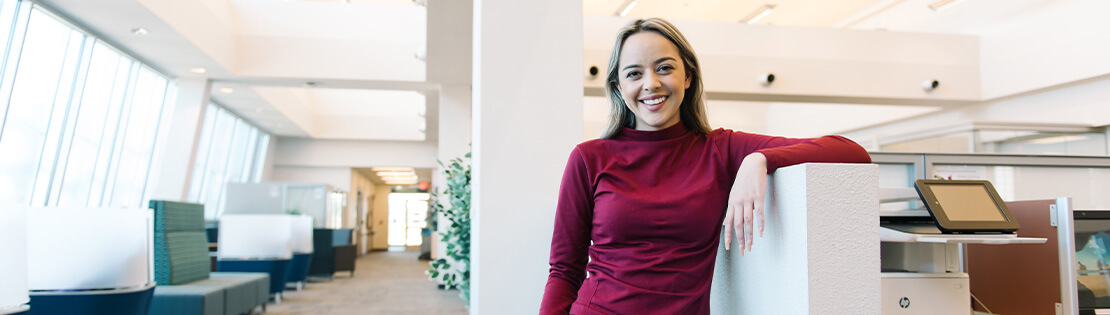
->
xmin=879 ymin=179 xmax=1046 ymax=315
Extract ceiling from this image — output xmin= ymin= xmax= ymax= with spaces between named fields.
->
xmin=584 ymin=0 xmax=1054 ymax=35
xmin=38 ymin=0 xmax=1061 ymax=143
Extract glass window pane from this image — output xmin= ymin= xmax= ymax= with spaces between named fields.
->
xmin=0 ymin=10 xmax=77 ymax=206
xmin=108 ymin=67 xmax=166 ymax=207
xmin=57 ymin=43 xmax=125 ymax=206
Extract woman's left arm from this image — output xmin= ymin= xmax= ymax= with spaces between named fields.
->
xmin=721 ymin=134 xmax=871 ymax=253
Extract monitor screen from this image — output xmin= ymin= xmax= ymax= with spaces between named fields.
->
xmin=929 ymin=184 xmax=1007 ymax=222
xmin=1074 ymin=216 xmax=1110 ymax=309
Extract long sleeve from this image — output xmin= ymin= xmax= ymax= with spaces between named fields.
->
xmin=720 ymin=130 xmax=871 ymax=173
xmin=540 ymin=146 xmax=594 ymax=315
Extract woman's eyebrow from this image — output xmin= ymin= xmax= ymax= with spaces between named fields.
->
xmin=622 ymin=57 xmax=678 ymax=71
xmin=653 ymin=57 xmax=677 ymax=65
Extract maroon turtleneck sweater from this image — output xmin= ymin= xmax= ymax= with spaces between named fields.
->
xmin=540 ymin=123 xmax=871 ymax=315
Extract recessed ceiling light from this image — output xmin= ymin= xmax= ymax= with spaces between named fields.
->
xmin=615 ymin=0 xmax=638 ymax=17
xmin=190 ymin=67 xmax=206 ymax=74
xmin=929 ymin=0 xmax=969 ymax=11
xmin=130 ymin=27 xmax=149 ymax=35
xmin=219 ymin=87 xmax=234 ymax=93
xmin=741 ymin=4 xmax=776 ymax=24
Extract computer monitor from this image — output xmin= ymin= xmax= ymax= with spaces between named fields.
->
xmin=1073 ymin=210 xmax=1110 ymax=312
xmin=914 ymin=179 xmax=1020 ymax=233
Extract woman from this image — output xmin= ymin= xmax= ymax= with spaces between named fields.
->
xmin=540 ymin=18 xmax=871 ymax=315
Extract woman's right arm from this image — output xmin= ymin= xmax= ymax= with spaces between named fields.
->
xmin=540 ymin=147 xmax=594 ymax=315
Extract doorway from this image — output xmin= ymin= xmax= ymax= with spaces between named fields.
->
xmin=387 ymin=193 xmax=429 ymax=248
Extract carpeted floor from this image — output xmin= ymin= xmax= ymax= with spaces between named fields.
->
xmin=264 ymin=250 xmax=469 ymax=314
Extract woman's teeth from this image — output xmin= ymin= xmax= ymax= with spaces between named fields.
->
xmin=641 ymin=96 xmax=666 ymax=105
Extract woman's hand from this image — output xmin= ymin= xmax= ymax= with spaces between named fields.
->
xmin=723 ymin=153 xmax=768 ymax=254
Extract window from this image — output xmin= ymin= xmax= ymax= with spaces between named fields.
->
xmin=0 ymin=5 xmax=173 ymax=209
xmin=188 ymin=103 xmax=270 ymax=220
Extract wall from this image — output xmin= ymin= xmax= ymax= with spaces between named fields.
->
xmin=371 ymin=185 xmax=391 ymax=250
xmin=843 ymin=76 xmax=1110 ymax=145
xmin=350 ymin=170 xmax=375 ymax=252
xmin=269 ymin=166 xmax=351 ymax=192
xmin=583 ymin=16 xmax=981 ymax=104
xmin=272 ymin=137 xmax=437 ymax=169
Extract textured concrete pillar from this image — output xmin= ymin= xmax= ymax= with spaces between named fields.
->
xmin=711 ymin=163 xmax=880 ymax=315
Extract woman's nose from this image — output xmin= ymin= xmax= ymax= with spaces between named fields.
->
xmin=642 ymin=73 xmax=661 ymax=92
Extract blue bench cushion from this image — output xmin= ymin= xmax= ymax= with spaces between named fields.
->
xmin=151 ymin=272 xmax=268 ymax=315
xmin=204 ymin=272 xmax=269 ymax=315
xmin=151 ymin=284 xmax=223 ymax=315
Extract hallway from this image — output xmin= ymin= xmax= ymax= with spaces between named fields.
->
xmin=266 ymin=251 xmax=469 ymax=314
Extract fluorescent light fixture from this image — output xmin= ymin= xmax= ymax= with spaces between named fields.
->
xmin=190 ymin=67 xmax=206 ymax=74
xmin=742 ymin=4 xmax=776 ymax=24
xmin=1028 ymin=135 xmax=1088 ymax=145
xmin=130 ymin=27 xmax=149 ymax=35
xmin=929 ymin=0 xmax=968 ymax=11
xmin=376 ymin=171 xmax=415 ymax=177
xmin=372 ymin=167 xmax=414 ymax=172
xmin=219 ymin=87 xmax=234 ymax=93
xmin=615 ymin=0 xmax=638 ymax=17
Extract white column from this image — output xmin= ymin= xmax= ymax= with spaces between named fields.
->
xmin=434 ymin=84 xmax=471 ymax=261
xmin=471 ymin=0 xmax=582 ymax=313
xmin=427 ymin=0 xmax=474 ymax=261
xmin=710 ymin=163 xmax=880 ymax=314
xmin=150 ymin=77 xmax=211 ymax=201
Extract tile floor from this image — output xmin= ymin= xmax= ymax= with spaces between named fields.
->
xmin=264 ymin=250 xmax=468 ymax=315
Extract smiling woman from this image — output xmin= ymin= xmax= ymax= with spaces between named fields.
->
xmin=540 ymin=18 xmax=872 ymax=315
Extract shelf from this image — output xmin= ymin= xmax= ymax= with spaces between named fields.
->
xmin=879 ymin=226 xmax=1047 ymax=244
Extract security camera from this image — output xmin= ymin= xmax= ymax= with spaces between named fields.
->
xmin=759 ymin=73 xmax=775 ymax=86
xmin=922 ymin=79 xmax=939 ymax=92
xmin=587 ymin=65 xmax=600 ymax=79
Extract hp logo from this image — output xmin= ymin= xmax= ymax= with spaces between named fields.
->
xmin=898 ymin=297 xmax=911 ymax=309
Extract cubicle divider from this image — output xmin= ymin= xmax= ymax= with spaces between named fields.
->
xmin=966 ymin=197 xmax=1079 ymax=315
xmin=0 ymin=209 xmax=28 ymax=315
xmin=287 ymin=215 xmax=314 ymax=290
xmin=26 ymin=207 xmax=156 ymax=315
xmin=217 ymin=214 xmax=294 ymax=302
xmin=710 ymin=163 xmax=880 ymax=314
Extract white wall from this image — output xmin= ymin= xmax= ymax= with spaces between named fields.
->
xmin=270 ymin=166 xmax=351 ymax=192
xmin=350 ymin=169 xmax=375 ymax=249
xmin=843 ymin=76 xmax=1110 ymax=144
xmin=272 ymin=137 xmax=437 ymax=169
xmin=583 ymin=16 xmax=981 ymax=104
xmin=471 ymin=0 xmax=583 ymax=313
xmin=371 ymin=185 xmax=390 ymax=250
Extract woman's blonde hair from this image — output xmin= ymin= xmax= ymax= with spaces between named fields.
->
xmin=600 ymin=18 xmax=712 ymax=139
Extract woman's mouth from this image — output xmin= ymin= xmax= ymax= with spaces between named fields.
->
xmin=639 ymin=96 xmax=667 ymax=111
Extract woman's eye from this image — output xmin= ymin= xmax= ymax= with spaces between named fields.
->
xmin=625 ymin=71 xmax=641 ymax=78
xmin=657 ymin=65 xmax=675 ymax=73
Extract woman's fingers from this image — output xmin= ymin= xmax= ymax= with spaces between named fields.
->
xmin=743 ymin=200 xmax=754 ymax=252
xmin=723 ymin=205 xmax=735 ymax=250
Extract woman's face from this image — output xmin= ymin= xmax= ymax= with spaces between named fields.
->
xmin=616 ymin=31 xmax=691 ymax=131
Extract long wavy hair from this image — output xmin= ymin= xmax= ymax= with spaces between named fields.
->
xmin=600 ymin=18 xmax=712 ymax=139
